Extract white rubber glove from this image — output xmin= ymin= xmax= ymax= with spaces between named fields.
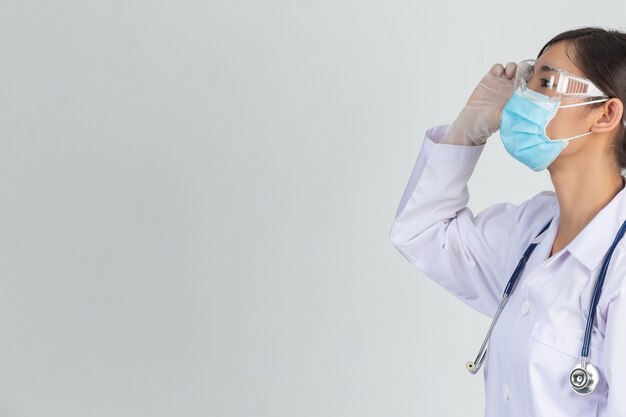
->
xmin=439 ymin=62 xmax=517 ymax=146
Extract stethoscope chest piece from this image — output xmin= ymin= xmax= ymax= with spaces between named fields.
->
xmin=465 ymin=216 xmax=626 ymax=395
xmin=569 ymin=360 xmax=599 ymax=395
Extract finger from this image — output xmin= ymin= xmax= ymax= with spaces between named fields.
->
xmin=489 ymin=63 xmax=505 ymax=77
xmin=504 ymin=62 xmax=517 ymax=79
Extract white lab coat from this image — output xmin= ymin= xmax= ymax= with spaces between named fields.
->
xmin=389 ymin=124 xmax=626 ymax=417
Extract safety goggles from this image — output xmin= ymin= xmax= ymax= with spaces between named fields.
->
xmin=514 ymin=59 xmax=610 ymax=108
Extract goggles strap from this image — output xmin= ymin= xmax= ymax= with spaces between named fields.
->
xmin=558 ymin=98 xmax=609 ymax=108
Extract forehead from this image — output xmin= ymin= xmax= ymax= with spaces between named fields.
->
xmin=537 ymin=41 xmax=585 ymax=78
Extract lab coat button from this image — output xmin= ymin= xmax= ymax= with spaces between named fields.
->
xmin=503 ymin=384 xmax=510 ymax=401
xmin=521 ymin=300 xmax=530 ymax=316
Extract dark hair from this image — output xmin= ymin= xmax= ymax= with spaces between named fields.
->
xmin=537 ymin=26 xmax=626 ymax=174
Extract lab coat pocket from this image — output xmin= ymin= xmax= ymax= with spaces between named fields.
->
xmin=525 ymin=321 xmax=604 ymax=417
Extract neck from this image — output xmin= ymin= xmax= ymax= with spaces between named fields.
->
xmin=548 ymin=158 xmax=625 ymax=239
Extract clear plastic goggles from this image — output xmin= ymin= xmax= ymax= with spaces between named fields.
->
xmin=514 ymin=59 xmax=610 ymax=107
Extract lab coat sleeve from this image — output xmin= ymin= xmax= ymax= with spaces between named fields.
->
xmin=389 ymin=124 xmax=533 ymax=317
xmin=602 ymin=287 xmax=626 ymax=414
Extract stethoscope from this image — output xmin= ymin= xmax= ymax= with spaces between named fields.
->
xmin=465 ymin=216 xmax=626 ymax=395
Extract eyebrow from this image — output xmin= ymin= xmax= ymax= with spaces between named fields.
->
xmin=538 ymin=64 xmax=558 ymax=73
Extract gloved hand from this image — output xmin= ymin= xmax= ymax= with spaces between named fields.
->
xmin=440 ymin=62 xmax=517 ymax=146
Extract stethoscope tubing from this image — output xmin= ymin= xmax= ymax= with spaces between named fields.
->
xmin=466 ymin=215 xmax=626 ymax=396
xmin=467 ymin=219 xmax=552 ymax=374
xmin=581 ymin=218 xmax=626 ymax=358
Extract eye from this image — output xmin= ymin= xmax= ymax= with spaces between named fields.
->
xmin=540 ymin=78 xmax=556 ymax=88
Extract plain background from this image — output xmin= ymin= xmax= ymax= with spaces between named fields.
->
xmin=1 ymin=1 xmax=626 ymax=416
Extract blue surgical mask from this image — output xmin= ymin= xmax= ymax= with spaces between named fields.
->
xmin=499 ymin=88 xmax=607 ymax=172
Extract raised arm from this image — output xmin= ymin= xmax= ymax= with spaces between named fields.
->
xmin=389 ymin=62 xmax=530 ymax=317
xmin=389 ymin=123 xmax=533 ymax=317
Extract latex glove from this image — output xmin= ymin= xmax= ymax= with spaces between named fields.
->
xmin=440 ymin=62 xmax=517 ymax=146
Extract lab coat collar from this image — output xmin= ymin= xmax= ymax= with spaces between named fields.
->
xmin=541 ymin=180 xmax=626 ymax=271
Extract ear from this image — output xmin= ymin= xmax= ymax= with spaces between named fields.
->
xmin=591 ymin=98 xmax=625 ymax=133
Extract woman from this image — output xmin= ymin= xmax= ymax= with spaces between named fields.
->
xmin=389 ymin=27 xmax=626 ymax=416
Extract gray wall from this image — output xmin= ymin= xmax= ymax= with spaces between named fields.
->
xmin=0 ymin=1 xmax=624 ymax=416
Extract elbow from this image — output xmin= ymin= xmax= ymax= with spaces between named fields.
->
xmin=389 ymin=220 xmax=406 ymax=248
xmin=389 ymin=221 xmax=420 ymax=266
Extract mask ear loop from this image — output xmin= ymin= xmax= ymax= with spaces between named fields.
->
xmin=549 ymin=98 xmax=610 ymax=142
xmin=551 ymin=131 xmax=594 ymax=142
xmin=559 ymin=98 xmax=626 ymax=131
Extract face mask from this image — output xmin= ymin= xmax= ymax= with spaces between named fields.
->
xmin=499 ymin=88 xmax=608 ymax=172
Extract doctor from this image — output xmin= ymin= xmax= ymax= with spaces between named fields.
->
xmin=389 ymin=26 xmax=626 ymax=416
